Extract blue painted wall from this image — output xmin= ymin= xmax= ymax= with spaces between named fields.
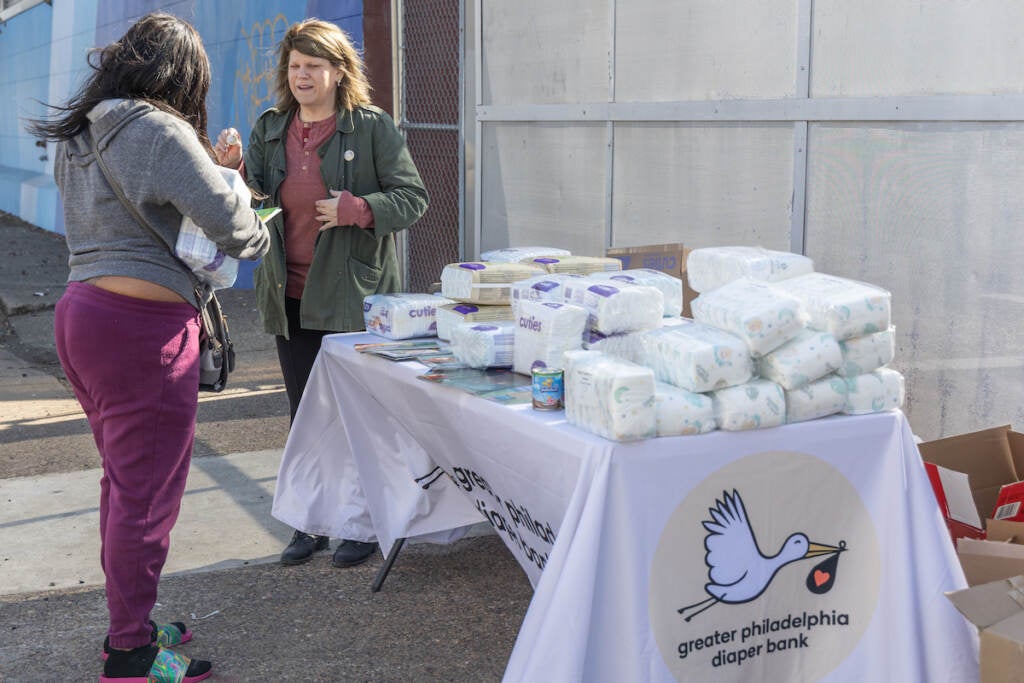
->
xmin=1 ymin=0 xmax=364 ymax=287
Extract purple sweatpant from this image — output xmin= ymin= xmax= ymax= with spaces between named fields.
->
xmin=54 ymin=282 xmax=201 ymax=649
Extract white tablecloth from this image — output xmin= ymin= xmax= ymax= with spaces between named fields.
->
xmin=273 ymin=332 xmax=979 ymax=683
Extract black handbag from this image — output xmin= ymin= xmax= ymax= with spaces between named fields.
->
xmin=91 ymin=132 xmax=235 ymax=392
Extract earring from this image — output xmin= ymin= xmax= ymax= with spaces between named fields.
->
xmin=336 ymin=79 xmax=343 ymax=87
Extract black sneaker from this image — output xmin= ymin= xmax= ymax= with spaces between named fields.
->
xmin=280 ymin=530 xmax=329 ymax=565
xmin=332 ymin=539 xmax=378 ymax=568
xmin=102 ymin=643 xmax=211 ymax=681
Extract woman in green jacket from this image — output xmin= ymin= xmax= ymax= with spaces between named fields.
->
xmin=215 ymin=19 xmax=427 ymax=568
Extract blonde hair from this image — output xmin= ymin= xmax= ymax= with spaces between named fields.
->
xmin=274 ymin=19 xmax=372 ymax=113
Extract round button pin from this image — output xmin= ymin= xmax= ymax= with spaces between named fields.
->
xmin=344 ymin=149 xmax=355 ymax=161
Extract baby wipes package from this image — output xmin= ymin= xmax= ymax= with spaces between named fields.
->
xmin=435 ymin=303 xmax=513 ymax=342
xmin=441 ymin=261 xmax=545 ymax=304
xmin=710 ymin=378 xmax=786 ymax=431
xmin=776 ymin=272 xmax=891 ymax=341
xmin=588 ymin=268 xmax=684 ymax=317
xmin=512 ymin=300 xmax=589 ymax=375
xmin=362 ymin=293 xmax=454 ymax=340
xmin=563 ymin=350 xmax=657 ymax=442
xmin=450 ymin=320 xmax=516 ymax=369
xmin=686 ymin=246 xmax=814 ymax=293
xmin=690 ymin=278 xmax=807 ymax=357
xmin=637 ymin=320 xmax=754 ymax=393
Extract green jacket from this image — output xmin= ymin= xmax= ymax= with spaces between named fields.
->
xmin=246 ymin=105 xmax=428 ymax=337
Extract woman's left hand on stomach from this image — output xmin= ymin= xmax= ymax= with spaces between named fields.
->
xmin=315 ymin=190 xmax=341 ymax=231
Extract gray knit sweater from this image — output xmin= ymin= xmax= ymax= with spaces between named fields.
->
xmin=55 ymin=99 xmax=269 ymax=306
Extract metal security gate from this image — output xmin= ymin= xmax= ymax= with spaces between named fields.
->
xmin=397 ymin=0 xmax=463 ymax=292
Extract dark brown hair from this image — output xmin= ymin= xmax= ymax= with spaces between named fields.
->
xmin=273 ymin=19 xmax=372 ymax=113
xmin=27 ymin=13 xmax=214 ymax=154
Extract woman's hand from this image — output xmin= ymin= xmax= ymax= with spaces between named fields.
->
xmin=316 ymin=190 xmax=374 ymax=231
xmin=214 ymin=128 xmax=243 ymax=168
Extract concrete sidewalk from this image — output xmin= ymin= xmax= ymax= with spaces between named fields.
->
xmin=0 ymin=212 xmax=532 ymax=681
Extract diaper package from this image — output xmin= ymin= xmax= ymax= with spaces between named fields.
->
xmin=686 ymin=246 xmax=814 ymax=293
xmin=563 ymin=351 xmax=657 ymax=442
xmin=637 ymin=320 xmax=753 ymax=393
xmin=588 ymin=268 xmax=684 ymax=317
xmin=522 ymin=255 xmax=623 ymax=275
xmin=776 ymin=273 xmax=891 ymax=341
xmin=710 ymin=378 xmax=786 ymax=431
xmin=843 ymin=367 xmax=905 ymax=415
xmin=756 ymin=329 xmax=842 ymax=390
xmin=362 ymin=293 xmax=454 ymax=340
xmin=690 ymin=278 xmax=807 ymax=357
xmin=510 ymin=273 xmax=586 ymax=312
xmin=561 ymin=281 xmax=664 ymax=335
xmin=785 ymin=374 xmax=848 ymax=423
xmin=582 ymin=329 xmax=648 ymax=364
xmin=655 ymin=382 xmax=716 ymax=437
xmin=512 ymin=300 xmax=589 ymax=375
xmin=440 ymin=261 xmax=545 ymax=304
xmin=480 ymin=246 xmax=571 ymax=263
xmin=837 ymin=327 xmax=896 ymax=377
xmin=450 ymin=320 xmax=516 ymax=369
xmin=435 ymin=303 xmax=514 ymax=341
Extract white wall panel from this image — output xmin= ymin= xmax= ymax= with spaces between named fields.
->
xmin=616 ymin=0 xmax=798 ymax=101
xmin=480 ymin=123 xmax=608 ymax=256
xmin=480 ymin=1 xmax=609 ymax=105
xmin=806 ymin=123 xmax=1024 ymax=439
xmin=812 ymin=0 xmax=1024 ymax=97
xmin=611 ymin=123 xmax=794 ymax=248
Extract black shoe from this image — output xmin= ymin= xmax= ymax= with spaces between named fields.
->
xmin=332 ymin=539 xmax=378 ymax=568
xmin=103 ymin=643 xmax=211 ymax=680
xmin=280 ymin=530 xmax=329 ymax=565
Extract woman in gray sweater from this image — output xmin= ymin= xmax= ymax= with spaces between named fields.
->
xmin=28 ymin=13 xmax=268 ymax=683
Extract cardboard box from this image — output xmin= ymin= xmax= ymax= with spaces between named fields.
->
xmin=946 ymin=575 xmax=1024 ymax=683
xmin=923 ymin=461 xmax=986 ymax=542
xmin=605 ymin=243 xmax=696 ymax=316
xmin=957 ymin=520 xmax=1024 ymax=586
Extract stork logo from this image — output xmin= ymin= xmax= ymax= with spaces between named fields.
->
xmin=677 ymin=489 xmax=848 ymax=622
xmin=648 ymin=451 xmax=880 ymax=683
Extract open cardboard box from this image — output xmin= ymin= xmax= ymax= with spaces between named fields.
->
xmin=920 ymin=425 xmax=1024 ymax=585
xmin=605 ymin=243 xmax=695 ymax=317
xmin=946 ymin=574 xmax=1024 ymax=683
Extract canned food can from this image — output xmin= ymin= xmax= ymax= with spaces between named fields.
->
xmin=532 ymin=367 xmax=564 ymax=410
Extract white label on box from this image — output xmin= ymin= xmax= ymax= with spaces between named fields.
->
xmin=936 ymin=466 xmax=984 ymax=529
xmin=995 ymin=501 xmax=1022 ymax=521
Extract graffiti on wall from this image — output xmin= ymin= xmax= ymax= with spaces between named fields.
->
xmin=235 ymin=14 xmax=291 ymax=127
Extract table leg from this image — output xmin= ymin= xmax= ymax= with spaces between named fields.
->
xmin=371 ymin=537 xmax=407 ymax=592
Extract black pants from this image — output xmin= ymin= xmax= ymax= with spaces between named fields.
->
xmin=275 ymin=297 xmax=330 ymax=424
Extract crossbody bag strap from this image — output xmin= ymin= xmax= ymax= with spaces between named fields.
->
xmin=89 ymin=129 xmax=209 ymax=307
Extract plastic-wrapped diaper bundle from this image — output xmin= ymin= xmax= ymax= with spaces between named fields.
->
xmin=450 ymin=321 xmax=516 ymax=368
xmin=563 ymin=350 xmax=656 ymax=442
xmin=690 ymin=278 xmax=807 ymax=357
xmin=561 ymin=281 xmax=664 ymax=335
xmin=513 ymin=300 xmax=589 ymax=375
xmin=582 ymin=329 xmax=648 ymax=363
xmin=776 ymin=273 xmax=891 ymax=341
xmin=837 ymin=327 xmax=896 ymax=377
xmin=655 ymin=382 xmax=716 ymax=437
xmin=843 ymin=367 xmax=905 ymax=415
xmin=441 ymin=261 xmax=545 ymax=304
xmin=756 ymin=329 xmax=842 ymax=390
xmin=435 ymin=303 xmax=513 ymax=341
xmin=510 ymin=273 xmax=586 ymax=312
xmin=785 ymin=375 xmax=848 ymax=423
xmin=363 ymin=293 xmax=454 ymax=340
xmin=710 ymin=378 xmax=786 ymax=431
xmin=686 ymin=246 xmax=814 ymax=293
xmin=480 ymin=246 xmax=571 ymax=263
xmin=637 ymin=320 xmax=753 ymax=393
xmin=522 ymin=255 xmax=623 ymax=275
xmin=588 ymin=269 xmax=684 ymax=317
